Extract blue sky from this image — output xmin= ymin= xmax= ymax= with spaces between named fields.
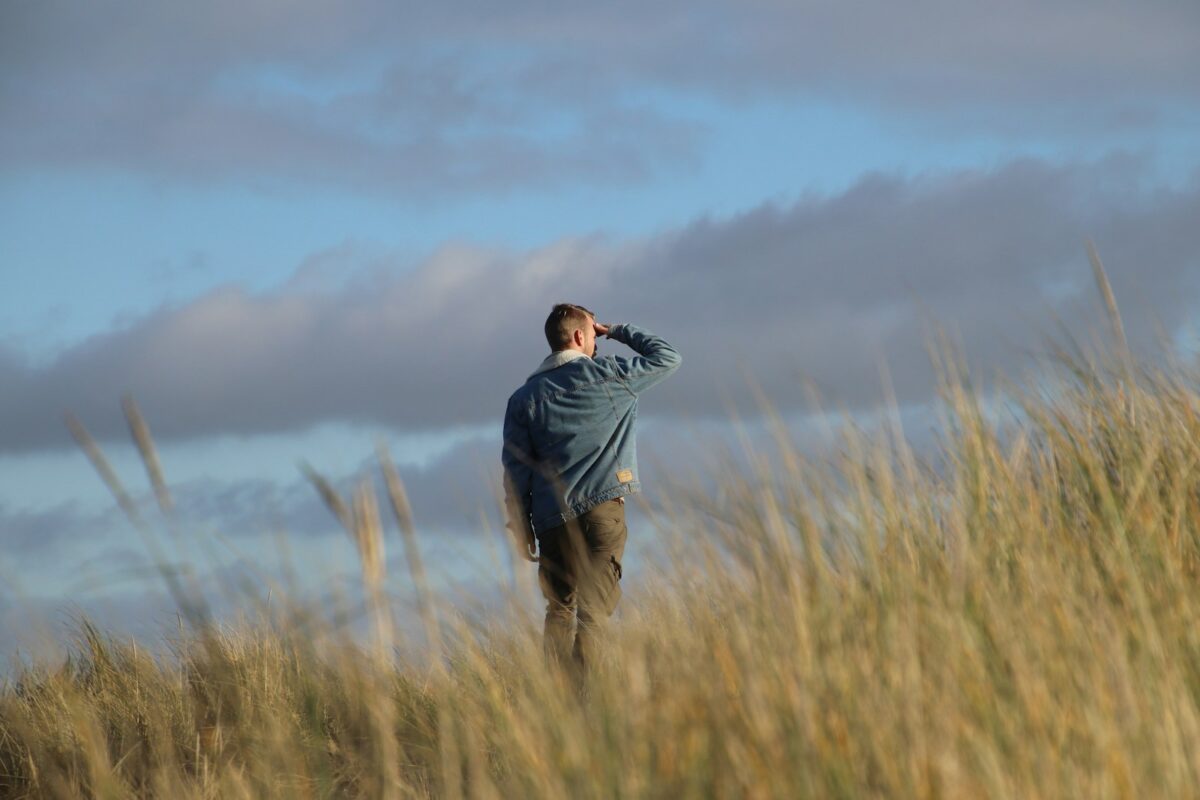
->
xmin=2 ymin=0 xmax=1198 ymax=663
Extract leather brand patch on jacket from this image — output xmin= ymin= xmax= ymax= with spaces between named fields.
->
xmin=616 ymin=469 xmax=634 ymax=483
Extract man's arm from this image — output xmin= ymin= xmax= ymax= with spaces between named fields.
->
xmin=501 ymin=397 xmax=538 ymax=561
xmin=605 ymin=323 xmax=683 ymax=394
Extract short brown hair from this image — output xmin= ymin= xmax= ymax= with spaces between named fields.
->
xmin=544 ymin=303 xmax=595 ymax=351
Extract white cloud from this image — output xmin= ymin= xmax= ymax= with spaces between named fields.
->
xmin=1 ymin=155 xmax=1196 ymax=453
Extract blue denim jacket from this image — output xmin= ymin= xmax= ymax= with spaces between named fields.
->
xmin=502 ymin=323 xmax=682 ymax=537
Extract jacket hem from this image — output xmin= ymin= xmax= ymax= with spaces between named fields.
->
xmin=533 ymin=482 xmax=640 ymax=533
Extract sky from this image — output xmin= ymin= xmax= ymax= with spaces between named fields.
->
xmin=2 ymin=0 xmax=1199 ymax=664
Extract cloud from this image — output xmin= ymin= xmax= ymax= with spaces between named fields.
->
xmin=0 ymin=411 xmax=774 ymax=570
xmin=0 ymin=432 xmax=537 ymax=666
xmin=2 ymin=2 xmax=1196 ymax=191
xmin=0 ymin=3 xmax=703 ymax=193
xmin=0 ymin=434 xmax=511 ymax=565
xmin=0 ymin=500 xmax=120 ymax=567
xmin=0 ymin=155 xmax=1197 ymax=454
xmin=0 ymin=392 xmax=1044 ymax=672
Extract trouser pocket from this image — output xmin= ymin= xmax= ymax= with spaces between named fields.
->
xmin=585 ymin=501 xmax=627 ymax=550
xmin=565 ymin=502 xmax=629 ymax=617
xmin=601 ymin=555 xmax=623 ymax=615
xmin=583 ymin=532 xmax=625 ymax=616
xmin=579 ymin=553 xmax=622 ymax=618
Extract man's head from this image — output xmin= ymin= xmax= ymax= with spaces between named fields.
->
xmin=545 ymin=302 xmax=597 ymax=357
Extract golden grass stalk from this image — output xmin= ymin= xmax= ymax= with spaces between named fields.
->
xmin=5 ymin=253 xmax=1199 ymax=797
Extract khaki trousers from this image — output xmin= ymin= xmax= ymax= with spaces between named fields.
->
xmin=535 ymin=498 xmax=628 ymax=680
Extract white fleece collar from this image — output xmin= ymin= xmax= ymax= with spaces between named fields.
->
xmin=528 ymin=349 xmax=590 ymax=380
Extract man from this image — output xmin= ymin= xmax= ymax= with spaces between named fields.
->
xmin=501 ymin=303 xmax=682 ymax=683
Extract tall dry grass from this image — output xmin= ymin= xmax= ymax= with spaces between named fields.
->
xmin=3 ymin=269 xmax=1200 ymax=798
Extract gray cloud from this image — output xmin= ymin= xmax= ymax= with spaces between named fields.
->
xmin=163 ymin=441 xmax=508 ymax=539
xmin=0 ymin=2 xmax=703 ymax=193
xmin=0 ymin=435 xmax=511 ymax=566
xmin=0 ymin=155 xmax=1197 ymax=454
xmin=0 ymin=433 xmax=535 ymax=668
xmin=0 ymin=412 xmax=768 ymax=572
xmin=0 ymin=500 xmax=120 ymax=568
xmin=0 ymin=394 xmax=1042 ymax=672
xmin=2 ymin=2 xmax=1196 ymax=191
